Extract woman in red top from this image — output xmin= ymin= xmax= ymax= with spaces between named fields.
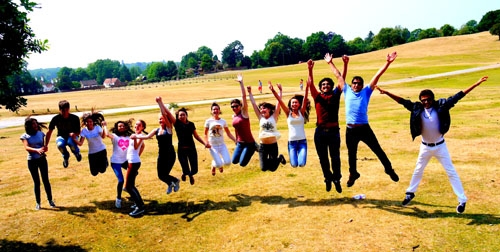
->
xmin=230 ymin=74 xmax=257 ymax=167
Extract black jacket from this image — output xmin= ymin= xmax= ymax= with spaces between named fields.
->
xmin=398 ymin=91 xmax=466 ymax=140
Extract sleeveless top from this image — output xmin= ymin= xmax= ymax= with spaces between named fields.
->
xmin=155 ymin=127 xmax=173 ymax=155
xmin=287 ymin=111 xmax=306 ymax=141
xmin=259 ymin=116 xmax=281 ymax=140
xmin=232 ymin=113 xmax=255 ymax=143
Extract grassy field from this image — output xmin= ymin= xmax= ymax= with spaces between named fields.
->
xmin=0 ymin=32 xmax=499 ymax=251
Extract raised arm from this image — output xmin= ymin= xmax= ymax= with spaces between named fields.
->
xmin=307 ymin=59 xmax=318 ymax=97
xmin=236 ymin=74 xmax=250 ymax=118
xmin=301 ymin=77 xmax=311 ymax=115
xmin=247 ymin=86 xmax=262 ymax=120
xmin=272 ymin=82 xmax=282 ymax=121
xmin=131 ymin=128 xmax=156 ymax=140
xmin=376 ymin=86 xmax=403 ymax=103
xmin=463 ymin=76 xmax=488 ymax=94
xmin=368 ymin=51 xmax=397 ymax=90
xmin=342 ymin=55 xmax=349 ymax=81
xmin=156 ymin=96 xmax=175 ymax=127
xmin=324 ymin=53 xmax=346 ymax=91
xmin=269 ymin=82 xmax=289 ymax=117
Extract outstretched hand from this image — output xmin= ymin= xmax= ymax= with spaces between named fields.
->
xmin=342 ymin=55 xmax=349 ymax=64
xmin=307 ymin=59 xmax=314 ymax=69
xmin=478 ymin=76 xmax=488 ymax=83
xmin=276 ymin=83 xmax=282 ymax=91
xmin=268 ymin=81 xmax=274 ymax=91
xmin=236 ymin=73 xmax=243 ymax=83
xmin=247 ymin=86 xmax=252 ymax=93
xmin=156 ymin=96 xmax=163 ymax=103
xmin=387 ymin=52 xmax=397 ymax=63
xmin=324 ymin=53 xmax=333 ymax=63
xmin=375 ymin=86 xmax=386 ymax=94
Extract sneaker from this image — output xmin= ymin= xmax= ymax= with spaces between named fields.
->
xmin=402 ymin=192 xmax=415 ymax=206
xmin=129 ymin=207 xmax=145 ymax=217
xmin=456 ymin=202 xmax=466 ymax=214
xmin=346 ymin=173 xmax=361 ymax=187
xmin=333 ymin=180 xmax=342 ymax=193
xmin=35 ymin=203 xmax=41 ymax=210
xmin=189 ymin=175 xmax=195 ymax=185
xmin=181 ymin=174 xmax=187 ymax=181
xmin=211 ymin=167 xmax=216 ymax=176
xmin=63 ymin=158 xmax=69 ymax=168
xmin=166 ymin=183 xmax=173 ymax=194
xmin=325 ymin=180 xmax=332 ymax=192
xmin=49 ymin=200 xmax=56 ymax=208
xmin=279 ymin=154 xmax=286 ymax=165
xmin=115 ymin=198 xmax=122 ymax=209
xmin=130 ymin=204 xmax=137 ymax=209
xmin=75 ymin=152 xmax=82 ymax=162
xmin=385 ymin=169 xmax=399 ymax=182
xmin=173 ymin=180 xmax=180 ymax=192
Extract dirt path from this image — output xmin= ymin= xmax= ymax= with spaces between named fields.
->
xmin=1 ymin=64 xmax=498 ymax=129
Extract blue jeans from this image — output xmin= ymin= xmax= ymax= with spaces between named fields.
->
xmin=111 ymin=161 xmax=128 ymax=199
xmin=314 ymin=127 xmax=341 ymax=181
xmin=288 ymin=139 xmax=307 ymax=167
xmin=56 ymin=136 xmax=80 ymax=159
xmin=232 ymin=142 xmax=256 ymax=167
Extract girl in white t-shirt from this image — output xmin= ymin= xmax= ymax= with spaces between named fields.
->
xmin=104 ymin=119 xmax=134 ymax=209
xmin=77 ymin=111 xmax=108 ymax=176
xmin=270 ymin=79 xmax=311 ymax=167
xmin=126 ymin=119 xmax=147 ymax=217
xmin=204 ymin=102 xmax=236 ymax=176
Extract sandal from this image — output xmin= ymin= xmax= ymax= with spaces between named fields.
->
xmin=211 ymin=167 xmax=216 ymax=176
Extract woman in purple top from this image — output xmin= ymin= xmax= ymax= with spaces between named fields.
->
xmin=231 ymin=74 xmax=257 ymax=167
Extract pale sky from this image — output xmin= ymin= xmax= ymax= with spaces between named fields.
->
xmin=25 ymin=0 xmax=499 ymax=70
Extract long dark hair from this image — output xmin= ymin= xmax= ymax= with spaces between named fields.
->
xmin=24 ymin=116 xmax=47 ymax=136
xmin=288 ymin=95 xmax=311 ymax=123
xmin=81 ymin=108 xmax=105 ymax=127
xmin=258 ymin=102 xmax=276 ymax=116
xmin=175 ymin=107 xmax=190 ymax=122
xmin=110 ymin=119 xmax=134 ymax=137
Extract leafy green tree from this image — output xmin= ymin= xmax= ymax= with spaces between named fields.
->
xmin=478 ymin=10 xmax=500 ymax=31
xmin=407 ymin=29 xmax=423 ymax=42
xmin=1 ymin=0 xmax=48 ymax=111
xmin=303 ymin=32 xmax=330 ymax=60
xmin=118 ymin=64 xmax=132 ymax=82
xmin=8 ymin=70 xmax=41 ymax=95
xmin=196 ymin=46 xmax=213 ymax=59
xmin=346 ymin=37 xmax=367 ymax=55
xmin=129 ymin=66 xmax=143 ymax=79
xmin=221 ymin=40 xmax=244 ymax=68
xmin=455 ymin=20 xmax=478 ymax=35
xmin=87 ymin=59 xmax=121 ymax=84
xmin=56 ymin=67 xmax=74 ymax=90
xmin=146 ymin=62 xmax=169 ymax=82
xmin=418 ymin=28 xmax=440 ymax=40
xmin=262 ymin=33 xmax=304 ymax=66
xmin=327 ymin=32 xmax=348 ymax=57
xmin=490 ymin=23 xmax=500 ymax=40
xmin=164 ymin=61 xmax=178 ymax=79
xmin=200 ymin=54 xmax=213 ymax=72
xmin=180 ymin=52 xmax=199 ymax=69
xmin=73 ymin=67 xmax=90 ymax=81
xmin=440 ymin=24 xmax=456 ymax=37
xmin=371 ymin=26 xmax=408 ymax=50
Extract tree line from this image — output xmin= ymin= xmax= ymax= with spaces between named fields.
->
xmin=2 ymin=0 xmax=500 ymax=112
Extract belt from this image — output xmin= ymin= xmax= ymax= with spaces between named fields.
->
xmin=422 ymin=140 xmax=445 ymax=147
xmin=347 ymin=124 xmax=367 ymax=128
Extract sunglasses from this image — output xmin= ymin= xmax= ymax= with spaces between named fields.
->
xmin=231 ymin=105 xmax=240 ymax=109
xmin=420 ymin=98 xmax=431 ymax=103
xmin=352 ymin=82 xmax=362 ymax=85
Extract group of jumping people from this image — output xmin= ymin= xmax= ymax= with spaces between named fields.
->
xmin=21 ymin=53 xmax=488 ymax=216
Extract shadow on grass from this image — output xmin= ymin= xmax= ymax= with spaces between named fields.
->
xmin=0 ymin=238 xmax=86 ymax=251
xmin=91 ymin=195 xmax=500 ymax=225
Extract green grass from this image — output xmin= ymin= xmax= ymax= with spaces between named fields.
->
xmin=0 ymin=32 xmax=499 ymax=251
